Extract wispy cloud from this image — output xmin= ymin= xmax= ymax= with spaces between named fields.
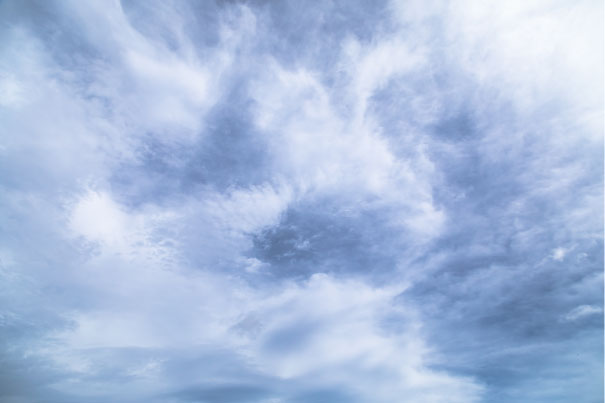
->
xmin=0 ymin=0 xmax=602 ymax=402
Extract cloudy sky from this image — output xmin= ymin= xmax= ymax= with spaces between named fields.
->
xmin=0 ymin=1 xmax=603 ymax=402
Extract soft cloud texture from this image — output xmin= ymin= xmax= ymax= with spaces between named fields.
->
xmin=0 ymin=0 xmax=602 ymax=402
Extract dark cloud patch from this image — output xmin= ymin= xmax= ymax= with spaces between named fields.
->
xmin=111 ymin=80 xmax=271 ymax=207
xmin=249 ymin=200 xmax=400 ymax=280
xmin=257 ymin=0 xmax=394 ymax=71
xmin=121 ymin=0 xmax=223 ymax=54
xmin=407 ymin=236 xmax=603 ymax=400
xmin=0 ymin=305 xmax=78 ymax=403
xmin=172 ymin=385 xmax=271 ymax=403
xmin=0 ymin=350 xmax=76 ymax=403
xmin=261 ymin=317 xmax=323 ymax=354
xmin=290 ymin=388 xmax=360 ymax=403
xmin=181 ymin=82 xmax=271 ymax=191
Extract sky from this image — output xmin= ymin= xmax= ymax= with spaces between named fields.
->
xmin=0 ymin=0 xmax=603 ymax=402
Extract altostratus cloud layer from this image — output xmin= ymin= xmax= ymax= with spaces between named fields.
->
xmin=0 ymin=0 xmax=602 ymax=402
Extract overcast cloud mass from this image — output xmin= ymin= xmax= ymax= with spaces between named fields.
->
xmin=0 ymin=1 xmax=603 ymax=402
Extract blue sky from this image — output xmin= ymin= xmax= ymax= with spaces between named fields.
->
xmin=0 ymin=1 xmax=603 ymax=402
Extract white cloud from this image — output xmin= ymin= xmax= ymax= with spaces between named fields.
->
xmin=0 ymin=72 xmax=26 ymax=108
xmin=67 ymin=189 xmax=177 ymax=263
xmin=341 ymin=36 xmax=426 ymax=125
xmin=563 ymin=305 xmax=603 ymax=322
xmin=202 ymin=184 xmax=293 ymax=234
xmin=47 ymin=270 xmax=482 ymax=402
xmin=444 ymin=0 xmax=603 ymax=119
xmin=249 ymin=58 xmax=444 ymax=240
xmin=551 ymin=247 xmax=568 ymax=261
xmin=242 ymin=274 xmax=483 ymax=402
xmin=69 ymin=190 xmax=131 ymax=248
xmin=55 ymin=0 xmax=227 ymax=143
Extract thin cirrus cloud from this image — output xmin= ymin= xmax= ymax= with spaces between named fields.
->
xmin=0 ymin=0 xmax=602 ymax=402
